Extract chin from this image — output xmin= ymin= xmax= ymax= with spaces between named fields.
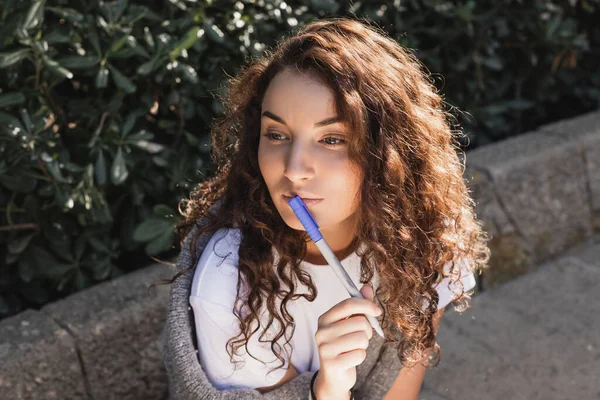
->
xmin=282 ymin=213 xmax=307 ymax=231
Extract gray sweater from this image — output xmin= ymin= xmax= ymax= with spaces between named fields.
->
xmin=161 ymin=216 xmax=404 ymax=399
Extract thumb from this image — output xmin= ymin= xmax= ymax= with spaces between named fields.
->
xmin=360 ymin=284 xmax=374 ymax=302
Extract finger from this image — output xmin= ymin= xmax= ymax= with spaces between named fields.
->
xmin=318 ymin=331 xmax=370 ymax=360
xmin=329 ymin=348 xmax=367 ymax=370
xmin=319 ymin=298 xmax=382 ymax=327
xmin=315 ymin=315 xmax=373 ymax=344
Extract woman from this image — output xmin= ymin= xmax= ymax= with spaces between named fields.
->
xmin=161 ymin=16 xmax=491 ymax=399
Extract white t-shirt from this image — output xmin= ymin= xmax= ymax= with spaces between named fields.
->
xmin=189 ymin=228 xmax=476 ymax=390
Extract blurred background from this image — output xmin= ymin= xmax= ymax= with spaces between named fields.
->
xmin=0 ymin=1 xmax=598 ymax=399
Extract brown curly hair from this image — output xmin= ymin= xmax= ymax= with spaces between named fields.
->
xmin=168 ymin=16 xmax=491 ymax=376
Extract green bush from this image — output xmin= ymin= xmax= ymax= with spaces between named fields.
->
xmin=1 ymin=0 xmax=598 ymax=319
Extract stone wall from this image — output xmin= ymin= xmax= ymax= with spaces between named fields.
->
xmin=466 ymin=111 xmax=599 ymax=287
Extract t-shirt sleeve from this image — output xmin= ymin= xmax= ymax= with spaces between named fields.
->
xmin=189 ymin=296 xmax=289 ymax=390
xmin=425 ymin=257 xmax=477 ymax=311
xmin=188 ymin=228 xmax=289 ymax=391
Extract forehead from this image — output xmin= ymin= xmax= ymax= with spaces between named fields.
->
xmin=261 ymin=69 xmax=337 ymax=118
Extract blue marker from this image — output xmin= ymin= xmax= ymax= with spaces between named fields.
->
xmin=288 ymin=195 xmax=385 ymax=338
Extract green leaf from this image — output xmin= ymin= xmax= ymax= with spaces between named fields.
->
xmin=95 ymin=149 xmax=107 ymax=185
xmin=126 ymin=35 xmax=150 ymax=58
xmin=108 ymin=47 xmax=139 ymax=60
xmin=8 ymin=232 xmax=37 ymax=254
xmin=46 ymin=6 xmax=84 ymax=22
xmin=0 ymin=174 xmax=37 ymax=193
xmin=546 ymin=14 xmax=562 ymax=40
xmin=126 ymin=129 xmax=153 ymax=142
xmin=143 ymin=26 xmax=155 ymax=49
xmin=109 ymin=34 xmax=129 ymax=54
xmin=41 ymin=261 xmax=75 ymax=280
xmin=57 ymin=55 xmax=100 ymax=69
xmin=19 ymin=108 xmax=33 ymax=134
xmin=131 ymin=140 xmax=164 ymax=153
xmin=0 ymin=110 xmax=21 ymax=129
xmin=6 ymin=252 xmax=20 ymax=265
xmin=202 ymin=20 xmax=224 ymax=44
xmin=44 ymin=30 xmax=72 ymax=44
xmin=87 ymin=15 xmax=102 ymax=56
xmin=22 ymin=0 xmax=45 ymax=31
xmin=74 ymin=234 xmax=86 ymax=261
xmin=0 ymin=92 xmax=26 ymax=109
xmin=56 ymin=270 xmax=74 ymax=292
xmin=43 ymin=160 xmax=69 ymax=183
xmin=176 ymin=63 xmax=199 ymax=84
xmin=153 ymin=204 xmax=175 ymax=219
xmin=133 ymin=219 xmax=172 ymax=242
xmin=481 ymin=56 xmax=503 ymax=71
xmin=145 ymin=228 xmax=175 ymax=256
xmin=73 ymin=270 xmax=91 ymax=290
xmin=110 ymin=147 xmax=128 ymax=185
xmin=19 ymin=245 xmax=65 ymax=282
xmin=18 ymin=253 xmax=35 ymax=282
xmin=0 ymin=49 xmax=30 ymax=69
xmin=122 ymin=111 xmax=140 ymax=137
xmin=136 ymin=57 xmax=157 ymax=75
xmin=170 ymin=26 xmax=203 ymax=59
xmin=90 ymin=259 xmax=113 ymax=280
xmin=108 ymin=65 xmax=136 ymax=94
xmin=42 ymin=57 xmax=73 ymax=80
xmin=100 ymin=0 xmax=129 ymax=24
xmin=184 ymin=131 xmax=200 ymax=147
xmin=95 ymin=64 xmax=109 ymax=88
xmin=87 ymin=237 xmax=113 ymax=256
xmin=123 ymin=5 xmax=148 ymax=25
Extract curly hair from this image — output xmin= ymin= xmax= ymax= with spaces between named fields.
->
xmin=167 ymin=16 xmax=491 ymax=376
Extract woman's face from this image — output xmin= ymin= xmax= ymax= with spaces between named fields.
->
xmin=258 ymin=67 xmax=363 ymax=239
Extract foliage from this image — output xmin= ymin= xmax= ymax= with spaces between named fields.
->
xmin=0 ymin=0 xmax=598 ymax=318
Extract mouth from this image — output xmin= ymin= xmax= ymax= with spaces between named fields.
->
xmin=282 ymin=194 xmax=324 ymax=206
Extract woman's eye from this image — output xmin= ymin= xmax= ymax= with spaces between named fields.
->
xmin=321 ymin=137 xmax=346 ymax=147
xmin=263 ymin=132 xmax=287 ymax=141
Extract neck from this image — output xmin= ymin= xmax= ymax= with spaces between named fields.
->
xmin=303 ymin=223 xmax=359 ymax=266
xmin=303 ymin=239 xmax=357 ymax=265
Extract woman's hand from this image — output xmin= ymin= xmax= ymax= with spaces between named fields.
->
xmin=313 ymin=284 xmax=382 ymax=399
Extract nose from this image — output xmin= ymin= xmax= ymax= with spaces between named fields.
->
xmin=283 ymin=141 xmax=315 ymax=182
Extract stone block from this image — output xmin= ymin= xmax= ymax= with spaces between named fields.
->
xmin=42 ymin=264 xmax=172 ymax=400
xmin=466 ymin=128 xmax=593 ymax=264
xmin=465 ymin=166 xmax=535 ymax=287
xmin=538 ymin=111 xmax=600 ymax=232
xmin=0 ymin=309 xmax=87 ymax=400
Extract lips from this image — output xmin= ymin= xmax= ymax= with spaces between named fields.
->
xmin=282 ymin=194 xmax=323 ymax=201
xmin=282 ymin=194 xmax=324 ymax=206
xmin=282 ymin=192 xmax=323 ymax=200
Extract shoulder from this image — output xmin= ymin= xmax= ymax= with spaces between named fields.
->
xmin=187 ymin=228 xmax=291 ymax=389
xmin=190 ymin=227 xmax=243 ymax=308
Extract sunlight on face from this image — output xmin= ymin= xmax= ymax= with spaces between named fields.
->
xmin=258 ymin=67 xmax=363 ymax=240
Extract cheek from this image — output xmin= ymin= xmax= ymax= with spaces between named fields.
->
xmin=258 ymin=142 xmax=280 ymax=183
xmin=344 ymin=164 xmax=363 ymax=204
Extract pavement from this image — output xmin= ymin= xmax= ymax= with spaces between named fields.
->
xmin=419 ymin=233 xmax=600 ymax=400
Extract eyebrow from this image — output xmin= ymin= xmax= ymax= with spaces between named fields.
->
xmin=261 ymin=111 xmax=343 ymax=128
